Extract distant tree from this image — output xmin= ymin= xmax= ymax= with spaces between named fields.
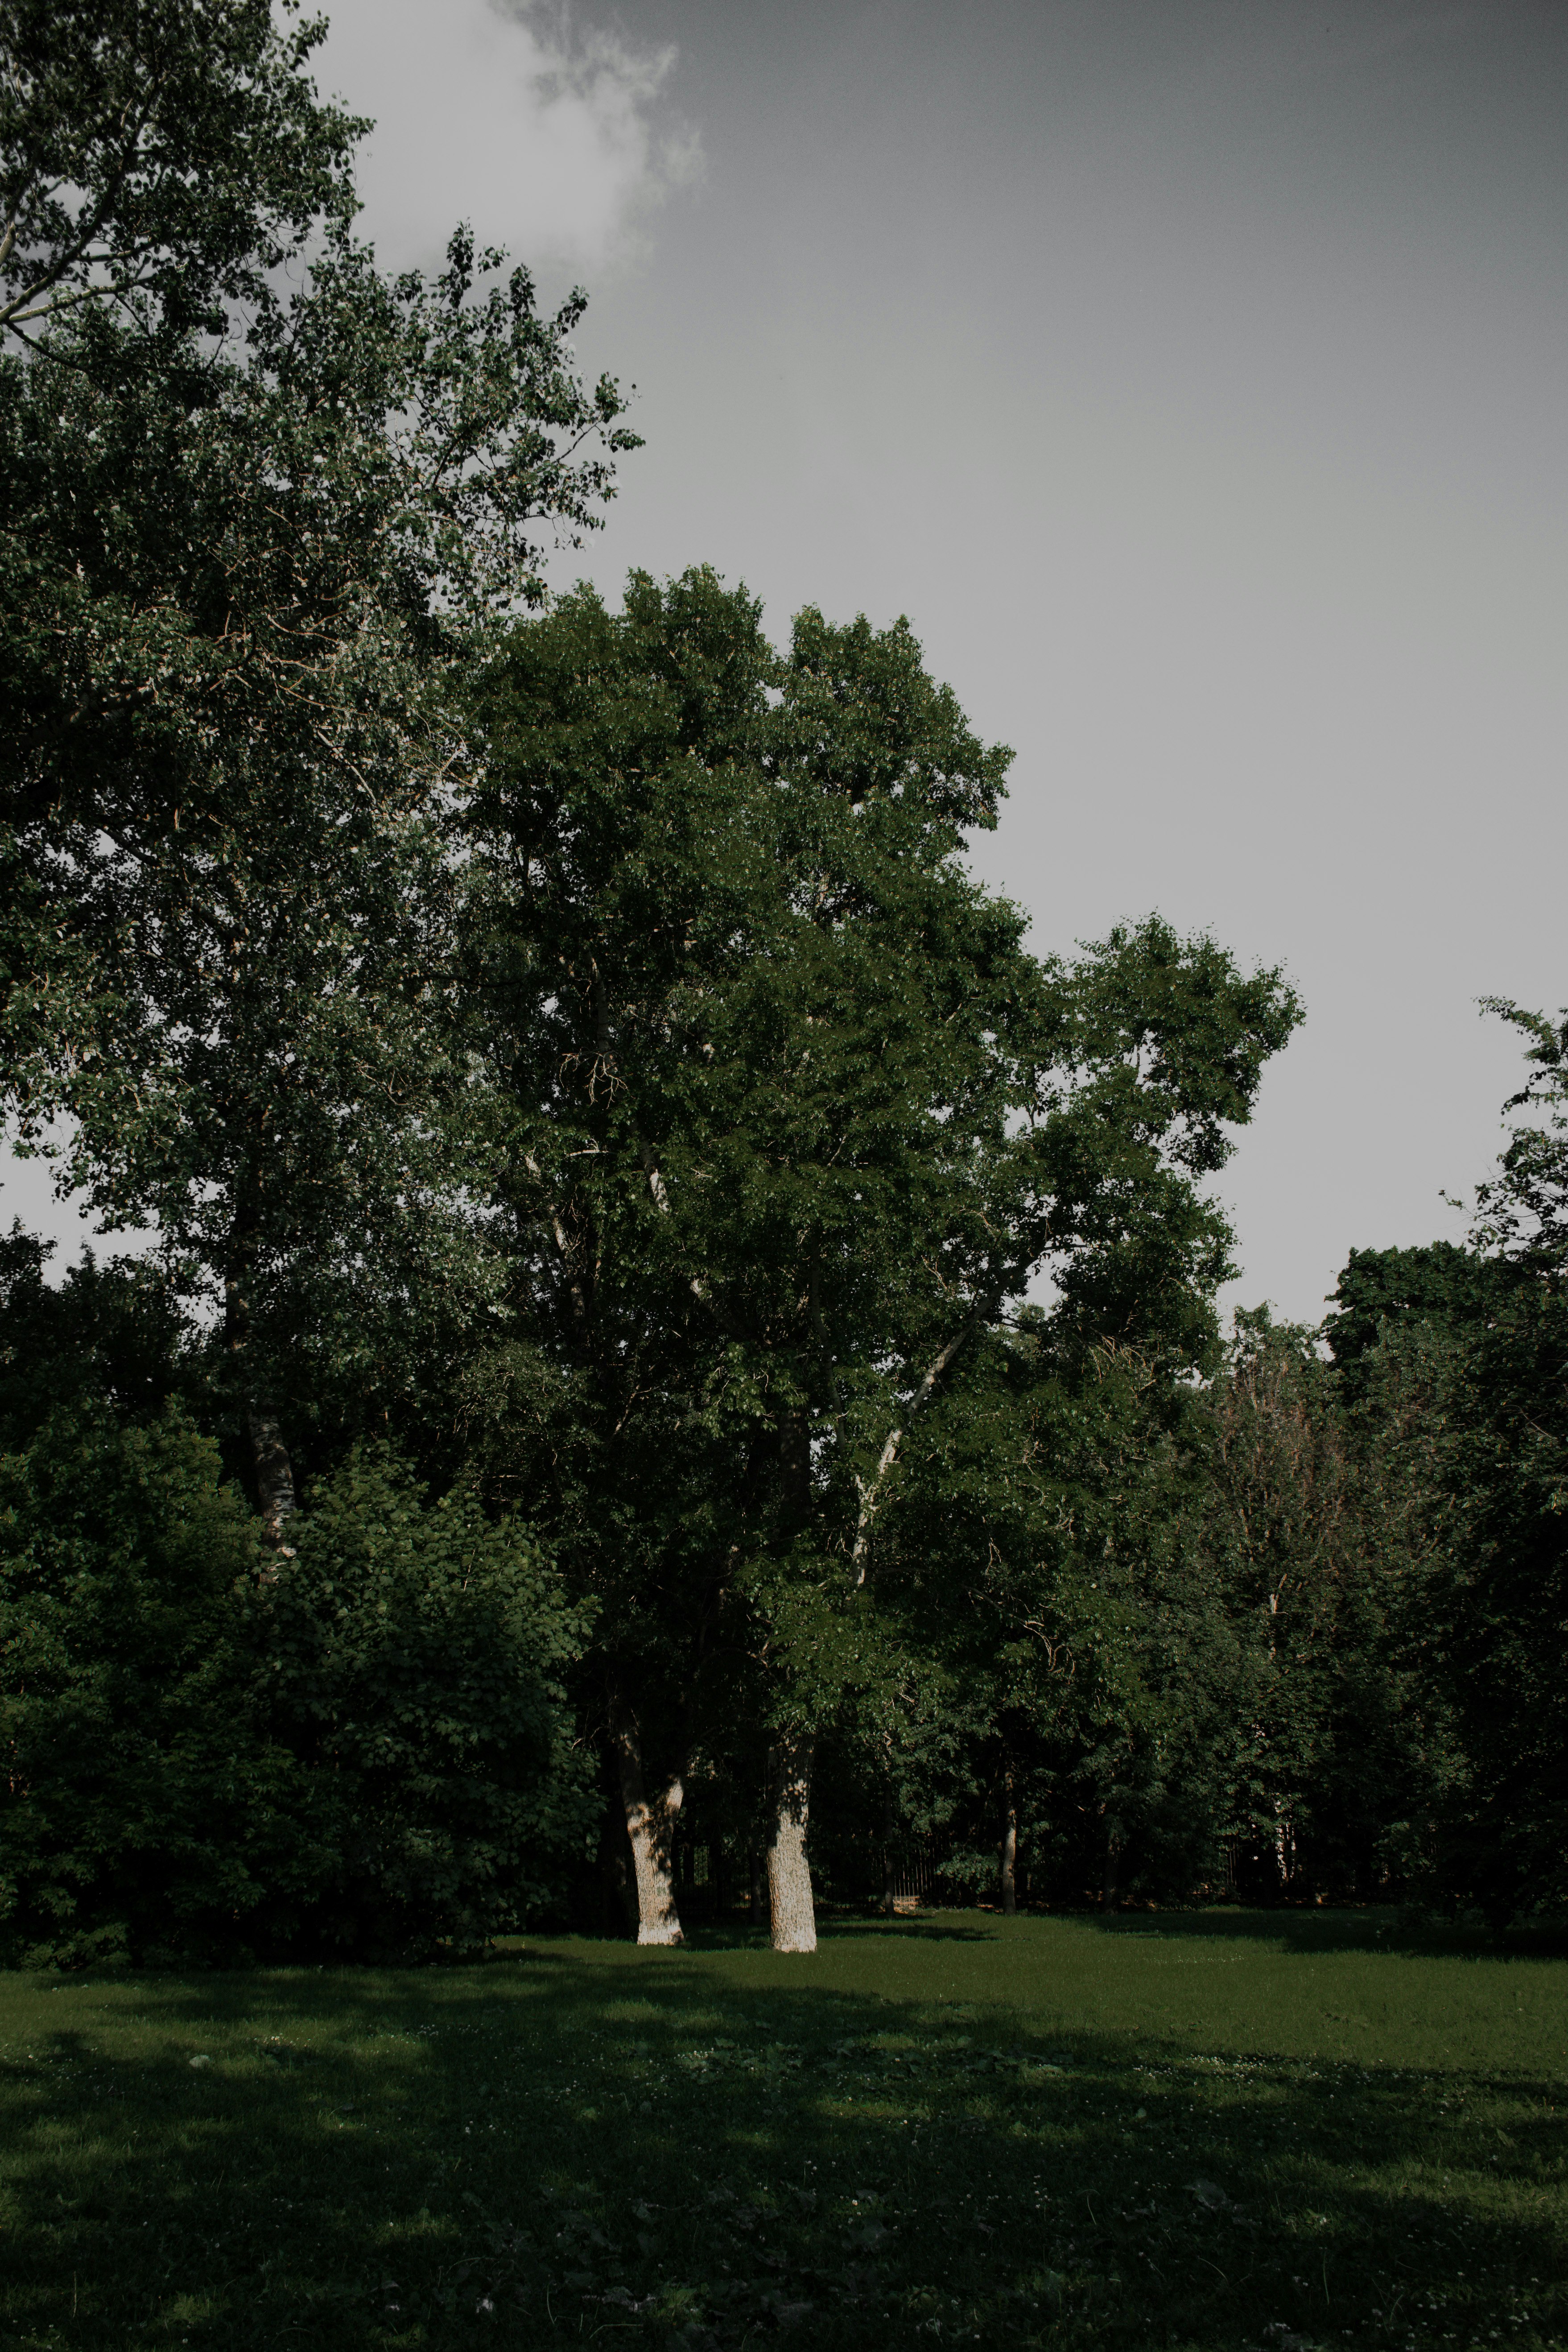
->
xmin=1196 ymin=1310 xmax=1451 ymax=1898
xmin=1323 ymin=1241 xmax=1519 ymax=1403
xmin=1470 ymin=999 xmax=1568 ymax=1277
xmin=1325 ymin=1003 xmax=1568 ymax=1924
xmin=876 ymin=1324 xmax=1222 ymax=1911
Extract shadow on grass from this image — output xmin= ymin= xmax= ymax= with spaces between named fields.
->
xmin=0 ymin=1934 xmax=1563 ymax=2352
xmin=1087 ymin=1904 xmax=1568 ymax=1963
xmin=594 ymin=1918 xmax=999 ymax=1953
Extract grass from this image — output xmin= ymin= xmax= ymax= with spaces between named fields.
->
xmin=0 ymin=1908 xmax=1563 ymax=2351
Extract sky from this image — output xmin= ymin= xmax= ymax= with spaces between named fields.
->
xmin=7 ymin=0 xmax=1564 ymax=1321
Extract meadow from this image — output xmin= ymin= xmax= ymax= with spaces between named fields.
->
xmin=0 ymin=1910 xmax=1562 ymax=2352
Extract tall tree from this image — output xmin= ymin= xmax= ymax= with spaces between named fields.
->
xmin=0 ymin=3 xmax=639 ymax=1518
xmin=463 ymin=570 xmax=1300 ymax=1947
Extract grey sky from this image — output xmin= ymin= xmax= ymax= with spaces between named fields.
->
xmin=8 ymin=0 xmax=1564 ymax=1321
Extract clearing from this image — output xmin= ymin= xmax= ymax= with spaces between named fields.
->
xmin=0 ymin=1909 xmax=1562 ymax=2349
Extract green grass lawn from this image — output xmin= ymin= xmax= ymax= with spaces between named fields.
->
xmin=0 ymin=1909 xmax=1563 ymax=2351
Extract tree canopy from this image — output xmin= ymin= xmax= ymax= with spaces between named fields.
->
xmin=0 ymin=1 xmax=1562 ymax=1964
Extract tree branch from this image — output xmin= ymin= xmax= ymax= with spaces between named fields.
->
xmin=852 ymin=1308 xmax=982 ymax=1580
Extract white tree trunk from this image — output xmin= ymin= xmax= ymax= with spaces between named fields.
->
xmin=999 ymin=1779 xmax=1018 ymax=1915
xmin=766 ymin=1738 xmax=817 ymax=1954
xmin=611 ymin=1710 xmax=685 ymax=1946
xmin=246 ymin=1404 xmax=297 ymax=1563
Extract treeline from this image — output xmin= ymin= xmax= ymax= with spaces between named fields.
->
xmin=0 ymin=4 xmax=1562 ymax=1965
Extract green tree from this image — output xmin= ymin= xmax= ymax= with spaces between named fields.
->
xmin=264 ymin=1449 xmax=597 ymax=1955
xmin=0 ymin=3 xmax=638 ymax=1520
xmin=462 ymin=569 xmax=1299 ymax=1947
xmin=0 ymin=0 xmax=359 ymax=350
xmin=1195 ymin=1310 xmax=1448 ymax=1899
xmin=0 ymin=1399 xmax=594 ymax=1965
xmin=0 ymin=1405 xmax=324 ymax=1967
xmin=1470 ymin=999 xmax=1568 ymax=1276
xmin=1327 ymin=1006 xmax=1568 ymax=1924
xmin=0 ymin=1222 xmax=191 ymax=1451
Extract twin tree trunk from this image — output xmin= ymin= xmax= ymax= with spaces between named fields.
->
xmin=611 ymin=1714 xmax=818 ymax=1955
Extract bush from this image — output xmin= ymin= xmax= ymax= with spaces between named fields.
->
xmin=0 ymin=1420 xmax=595 ymax=1966
xmin=263 ymin=1448 xmax=597 ymax=1954
xmin=0 ymin=1408 xmax=325 ymax=1967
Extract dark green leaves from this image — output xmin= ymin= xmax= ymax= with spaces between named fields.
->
xmin=0 ymin=0 xmax=361 ymax=347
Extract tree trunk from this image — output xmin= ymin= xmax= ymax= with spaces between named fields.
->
xmin=1274 ymin=1799 xmax=1293 ymax=1891
xmin=999 ymin=1775 xmax=1018 ymax=1915
xmin=610 ymin=1707 xmax=684 ymax=1946
xmin=224 ymin=1183 xmax=296 ymax=1557
xmin=748 ymin=1846 xmax=767 ymax=1930
xmin=766 ymin=1736 xmax=817 ymax=1955
xmin=246 ymin=1404 xmax=297 ymax=1549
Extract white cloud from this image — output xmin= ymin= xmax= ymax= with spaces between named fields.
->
xmin=311 ymin=0 xmax=701 ymax=277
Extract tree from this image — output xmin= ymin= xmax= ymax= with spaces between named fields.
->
xmin=1470 ymin=999 xmax=1568 ymax=1277
xmin=0 ymin=1221 xmax=190 ymax=1451
xmin=263 ymin=1449 xmax=597 ymax=1955
xmin=1322 ymin=1004 xmax=1568 ymax=1924
xmin=0 ymin=1403 xmax=321 ymax=1967
xmin=1324 ymin=1241 xmax=1518 ymax=1405
xmin=0 ymin=1409 xmax=595 ymax=1963
xmin=0 ymin=0 xmax=359 ymax=350
xmin=0 ymin=1 xmax=639 ymax=1521
xmin=462 ymin=569 xmax=1300 ymax=1947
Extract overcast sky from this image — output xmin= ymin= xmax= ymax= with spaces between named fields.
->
xmin=8 ymin=0 xmax=1564 ymax=1321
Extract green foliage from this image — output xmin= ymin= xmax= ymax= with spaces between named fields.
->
xmin=1472 ymin=998 xmax=1568 ymax=1274
xmin=1349 ymin=1287 xmax=1568 ymax=1925
xmin=0 ymin=1398 xmax=594 ymax=1966
xmin=461 ymin=566 xmax=1043 ymax=1776
xmin=1036 ymin=919 xmax=1302 ymax=1367
xmin=263 ymin=1451 xmax=598 ymax=1954
xmin=0 ymin=1405 xmax=320 ymax=1968
xmin=1320 ymin=1001 xmax=1568 ymax=1926
xmin=1197 ymin=1311 xmax=1455 ymax=1894
xmin=0 ymin=0 xmax=639 ymax=1487
xmin=0 ymin=1223 xmax=191 ymax=1450
xmin=0 ymin=224 xmax=638 ymax=1451
xmin=875 ymin=1321 xmax=1231 ymax=1901
xmin=462 ymin=573 xmax=1299 ymax=1834
xmin=0 ymin=0 xmax=360 ymax=348
xmin=1324 ymin=1240 xmax=1518 ymax=1403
